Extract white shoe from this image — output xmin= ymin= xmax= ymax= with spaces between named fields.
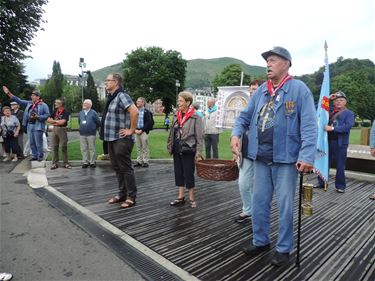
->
xmin=3 ymin=157 xmax=10 ymax=162
xmin=0 ymin=272 xmax=13 ymax=281
xmin=12 ymin=157 xmax=18 ymax=162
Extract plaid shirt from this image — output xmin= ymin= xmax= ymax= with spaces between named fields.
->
xmin=103 ymin=90 xmax=134 ymax=141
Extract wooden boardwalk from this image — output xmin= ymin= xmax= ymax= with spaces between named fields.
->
xmin=46 ymin=163 xmax=375 ymax=281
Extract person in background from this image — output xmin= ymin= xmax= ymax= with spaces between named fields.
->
xmin=2 ymin=86 xmax=50 ymax=161
xmin=192 ymin=102 xmax=204 ymax=118
xmin=164 ymin=116 xmax=170 ymax=131
xmin=203 ymin=97 xmax=221 ymax=159
xmin=47 ymin=98 xmax=71 ymax=169
xmin=167 ymin=91 xmax=203 ymax=208
xmin=318 ymin=91 xmax=355 ymax=193
xmin=369 ymin=121 xmax=375 ymax=200
xmin=78 ymin=99 xmax=100 ymax=168
xmin=10 ymin=101 xmax=24 ymax=159
xmin=231 ymin=46 xmax=317 ymax=266
xmin=0 ymin=106 xmax=22 ymax=162
xmin=105 ymin=73 xmax=139 ymax=209
xmin=234 ymin=79 xmax=263 ymax=223
xmin=134 ymin=97 xmax=154 ymax=168
xmin=98 ymin=92 xmax=110 ymax=161
xmin=0 ymin=101 xmax=6 ymax=158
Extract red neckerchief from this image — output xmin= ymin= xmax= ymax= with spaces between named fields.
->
xmin=266 ymin=74 xmax=293 ymax=97
xmin=176 ymin=106 xmax=195 ymax=127
xmin=55 ymin=108 xmax=65 ymax=119
xmin=31 ymin=100 xmax=42 ymax=111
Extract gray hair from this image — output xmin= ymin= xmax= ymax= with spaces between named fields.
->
xmin=83 ymin=99 xmax=92 ymax=106
xmin=111 ymin=73 xmax=123 ymax=86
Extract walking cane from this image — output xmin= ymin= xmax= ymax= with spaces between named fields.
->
xmin=296 ymin=171 xmax=303 ymax=267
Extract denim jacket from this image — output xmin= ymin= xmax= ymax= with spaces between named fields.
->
xmin=232 ymin=79 xmax=317 ymax=165
xmin=11 ymin=96 xmax=50 ymax=131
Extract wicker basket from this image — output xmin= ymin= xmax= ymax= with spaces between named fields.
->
xmin=196 ymin=159 xmax=239 ymax=181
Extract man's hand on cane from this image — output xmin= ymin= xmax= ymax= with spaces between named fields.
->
xmin=296 ymin=161 xmax=314 ymax=173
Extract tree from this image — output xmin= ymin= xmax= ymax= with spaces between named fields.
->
xmin=43 ymin=61 xmax=65 ymax=108
xmin=62 ymin=84 xmax=81 ymax=113
xmin=297 ymin=58 xmax=375 ymax=121
xmin=212 ymin=64 xmax=251 ymax=93
xmin=84 ymin=71 xmax=100 ymax=112
xmin=123 ymin=46 xmax=187 ymax=115
xmin=0 ymin=0 xmax=48 ymax=91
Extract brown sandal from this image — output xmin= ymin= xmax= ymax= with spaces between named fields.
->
xmin=108 ymin=196 xmax=126 ymax=204
xmin=121 ymin=198 xmax=136 ymax=209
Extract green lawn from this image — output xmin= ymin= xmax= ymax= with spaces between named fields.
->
xmin=67 ymin=115 xmax=171 ymax=130
xmin=50 ymin=128 xmax=362 ymax=161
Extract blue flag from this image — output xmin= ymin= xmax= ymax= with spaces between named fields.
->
xmin=314 ymin=42 xmax=330 ymax=184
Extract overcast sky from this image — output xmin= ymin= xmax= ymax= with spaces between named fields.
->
xmin=24 ymin=0 xmax=375 ymax=81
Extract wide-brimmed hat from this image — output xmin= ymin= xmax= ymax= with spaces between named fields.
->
xmin=261 ymin=46 xmax=292 ymax=66
xmin=10 ymin=101 xmax=19 ymax=105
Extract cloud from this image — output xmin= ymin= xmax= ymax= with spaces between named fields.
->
xmin=24 ymin=0 xmax=374 ymax=81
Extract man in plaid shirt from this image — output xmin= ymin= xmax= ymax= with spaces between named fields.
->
xmin=104 ymin=73 xmax=139 ymax=209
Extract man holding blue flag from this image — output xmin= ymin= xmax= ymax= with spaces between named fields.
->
xmin=318 ymin=91 xmax=355 ymax=193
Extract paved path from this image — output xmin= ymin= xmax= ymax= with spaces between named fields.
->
xmin=0 ymin=160 xmax=144 ymax=281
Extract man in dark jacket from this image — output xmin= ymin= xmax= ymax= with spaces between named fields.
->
xmin=318 ymin=91 xmax=355 ymax=193
xmin=134 ymin=97 xmax=154 ymax=168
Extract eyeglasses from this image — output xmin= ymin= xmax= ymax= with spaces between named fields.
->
xmin=105 ymin=79 xmax=115 ymax=82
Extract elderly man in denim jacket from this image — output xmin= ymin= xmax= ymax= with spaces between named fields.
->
xmin=231 ymin=47 xmax=317 ymax=266
xmin=3 ymin=86 xmax=50 ymax=161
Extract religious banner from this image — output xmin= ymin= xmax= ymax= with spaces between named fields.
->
xmin=215 ymin=86 xmax=249 ymax=129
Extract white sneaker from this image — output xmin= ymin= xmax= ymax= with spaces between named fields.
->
xmin=0 ymin=272 xmax=13 ymax=281
xmin=3 ymin=157 xmax=10 ymax=162
xmin=12 ymin=157 xmax=18 ymax=162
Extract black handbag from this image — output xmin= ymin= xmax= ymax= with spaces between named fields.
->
xmin=176 ymin=139 xmax=196 ymax=155
xmin=174 ymin=120 xmax=197 ymax=155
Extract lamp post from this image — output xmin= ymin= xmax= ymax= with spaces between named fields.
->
xmin=79 ymin=58 xmax=86 ymax=103
xmin=175 ymin=79 xmax=180 ymax=106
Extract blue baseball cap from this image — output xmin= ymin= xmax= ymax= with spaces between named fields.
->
xmin=262 ymin=46 xmax=292 ymax=66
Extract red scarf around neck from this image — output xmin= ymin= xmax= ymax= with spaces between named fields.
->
xmin=55 ymin=108 xmax=65 ymax=119
xmin=31 ymin=100 xmax=42 ymax=110
xmin=176 ymin=106 xmax=195 ymax=127
xmin=266 ymin=74 xmax=293 ymax=96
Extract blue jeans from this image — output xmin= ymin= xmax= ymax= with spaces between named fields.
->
xmin=28 ymin=124 xmax=44 ymax=159
xmin=238 ymin=158 xmax=254 ymax=216
xmin=252 ymin=160 xmax=298 ymax=253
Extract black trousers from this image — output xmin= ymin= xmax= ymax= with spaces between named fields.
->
xmin=108 ymin=138 xmax=137 ymax=199
xmin=173 ymin=153 xmax=195 ymax=189
xmin=103 ymin=140 xmax=109 ymax=154
xmin=205 ymin=134 xmax=219 ymax=159
xmin=4 ymin=136 xmax=22 ymax=156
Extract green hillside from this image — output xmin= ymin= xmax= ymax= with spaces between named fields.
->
xmin=91 ymin=57 xmax=266 ymax=89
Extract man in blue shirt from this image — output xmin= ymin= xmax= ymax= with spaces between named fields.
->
xmin=78 ymin=99 xmax=100 ymax=168
xmin=3 ymin=86 xmax=50 ymax=161
xmin=318 ymin=91 xmax=355 ymax=193
xmin=104 ymin=73 xmax=139 ymax=209
xmin=231 ymin=47 xmax=317 ymax=266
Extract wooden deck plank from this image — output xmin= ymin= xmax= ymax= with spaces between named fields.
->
xmin=46 ymin=163 xmax=375 ymax=280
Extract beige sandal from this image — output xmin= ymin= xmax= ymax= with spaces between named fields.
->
xmin=189 ymin=200 xmax=196 ymax=208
